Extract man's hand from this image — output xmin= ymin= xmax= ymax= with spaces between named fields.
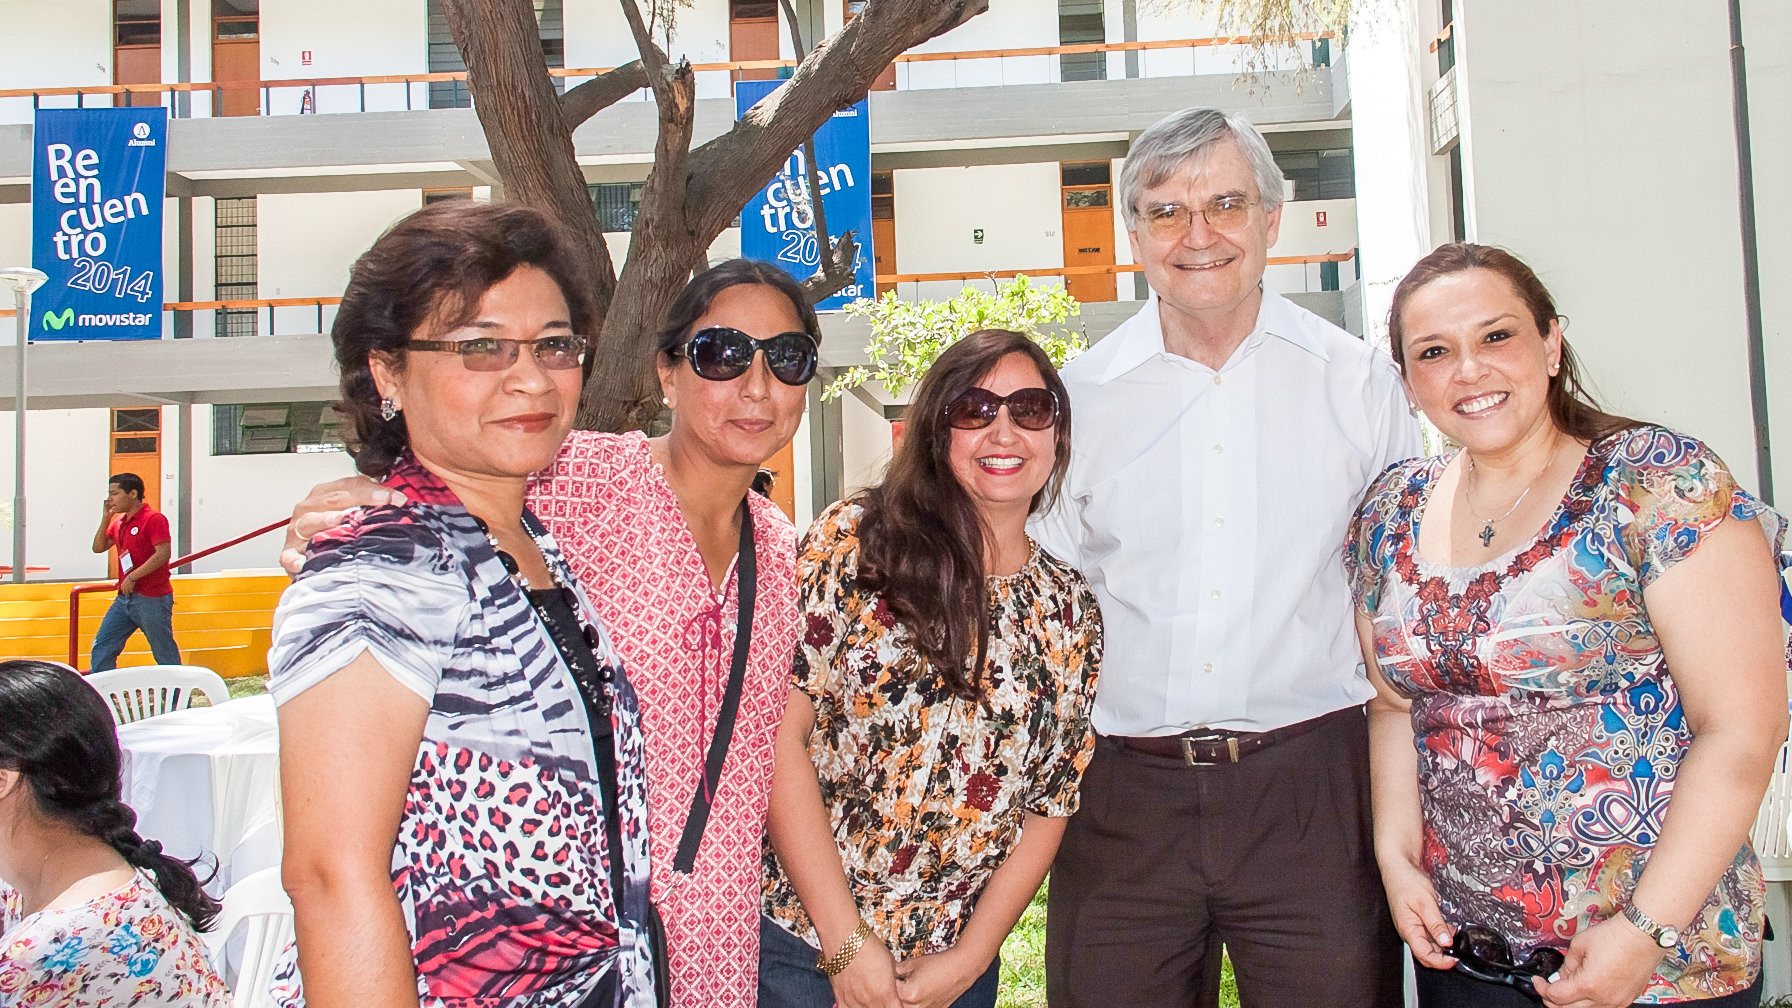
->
xmin=280 ymin=476 xmax=403 ymax=574
xmin=117 ymin=572 xmax=138 ymax=596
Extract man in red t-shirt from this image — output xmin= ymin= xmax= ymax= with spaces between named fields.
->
xmin=89 ymin=472 xmax=181 ymax=671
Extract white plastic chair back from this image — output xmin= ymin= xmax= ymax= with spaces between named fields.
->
xmin=85 ymin=664 xmax=230 ymax=724
xmin=1750 ymin=738 xmax=1792 ymax=882
xmin=202 ymin=866 xmax=294 ymax=1007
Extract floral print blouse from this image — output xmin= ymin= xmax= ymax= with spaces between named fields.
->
xmin=763 ymin=500 xmax=1103 ymax=957
xmin=1346 ymin=426 xmax=1786 ymax=1001
xmin=0 ymin=871 xmax=230 ymax=1008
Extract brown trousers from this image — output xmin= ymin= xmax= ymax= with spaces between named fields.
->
xmin=1045 ymin=705 xmax=1404 ymax=1008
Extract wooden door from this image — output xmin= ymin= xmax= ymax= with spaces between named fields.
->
xmin=114 ymin=0 xmax=161 ymax=108
xmin=730 ymin=0 xmax=780 ymax=83
xmin=1061 ymin=185 xmax=1115 ymax=303
xmin=872 ymin=216 xmax=896 ymax=296
xmin=109 ymin=408 xmax=163 ymax=514
xmin=213 ymin=19 xmax=259 ymax=118
xmin=759 ymin=440 xmax=796 ymax=521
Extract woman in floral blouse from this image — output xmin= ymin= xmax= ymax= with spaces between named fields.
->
xmin=762 ymin=329 xmax=1103 ymax=1008
xmin=1347 ymin=243 xmax=1787 ymax=1007
xmin=0 ymin=659 xmax=229 ymax=1008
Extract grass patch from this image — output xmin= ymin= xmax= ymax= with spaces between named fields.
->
xmin=227 ymin=673 xmax=268 ymax=699
xmin=997 ymin=879 xmax=1237 ymax=1008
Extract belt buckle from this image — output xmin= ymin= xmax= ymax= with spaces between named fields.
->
xmin=1179 ymin=729 xmax=1240 ymax=767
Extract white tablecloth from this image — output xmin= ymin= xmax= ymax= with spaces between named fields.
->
xmin=118 ymin=694 xmax=281 ymax=898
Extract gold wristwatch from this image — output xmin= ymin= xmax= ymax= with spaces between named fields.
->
xmin=1621 ymin=902 xmax=1681 ymax=949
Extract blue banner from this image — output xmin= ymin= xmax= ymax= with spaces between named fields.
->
xmin=736 ymin=81 xmax=873 ymax=311
xmin=31 ymin=107 xmax=167 ymax=341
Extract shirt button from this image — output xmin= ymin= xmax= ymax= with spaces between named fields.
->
xmin=1212 ymin=375 xmax=1223 ymax=386
xmin=1213 ymin=444 xmax=1224 ymax=454
xmin=1210 ymin=588 xmax=1222 ymax=599
xmin=1203 ymin=662 xmax=1215 ymax=674
xmin=1213 ymin=516 xmax=1225 ymax=526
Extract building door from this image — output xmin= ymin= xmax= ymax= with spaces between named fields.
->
xmin=759 ymin=440 xmax=796 ymax=521
xmin=730 ymin=0 xmax=780 ymax=83
xmin=1060 ymin=162 xmax=1115 ymax=304
xmin=213 ymin=1 xmax=260 ymax=117
xmin=871 ymin=171 xmax=895 ymax=296
xmin=107 ymin=407 xmax=163 ymax=578
xmin=114 ymin=0 xmax=161 ymax=108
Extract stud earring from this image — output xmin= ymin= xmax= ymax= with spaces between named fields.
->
xmin=661 ymin=396 xmax=672 ymax=408
xmin=380 ymin=397 xmax=400 ymax=421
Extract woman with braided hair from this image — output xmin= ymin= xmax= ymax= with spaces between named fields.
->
xmin=0 ymin=659 xmax=229 ymax=1006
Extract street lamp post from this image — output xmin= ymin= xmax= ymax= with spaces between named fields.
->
xmin=0 ymin=267 xmax=48 ymax=584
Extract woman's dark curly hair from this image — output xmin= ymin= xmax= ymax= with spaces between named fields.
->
xmin=332 ymin=200 xmax=596 ymax=477
xmin=855 ymin=329 xmax=1072 ymax=701
xmin=0 ymin=660 xmax=221 ymax=931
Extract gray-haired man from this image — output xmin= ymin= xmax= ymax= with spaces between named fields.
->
xmin=1030 ymin=107 xmax=1419 ymax=1006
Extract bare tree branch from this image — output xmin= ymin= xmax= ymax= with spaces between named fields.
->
xmin=801 ymin=230 xmax=861 ymax=304
xmin=777 ymin=0 xmax=859 ymax=304
xmin=560 ymin=59 xmax=649 ymax=129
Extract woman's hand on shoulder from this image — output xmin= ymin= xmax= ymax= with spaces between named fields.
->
xmin=829 ymin=938 xmax=903 ymax=1008
xmin=1535 ymin=915 xmax=1663 ymax=1008
xmin=280 ymin=476 xmax=405 ymax=575
xmin=1379 ymin=858 xmax=1456 ymax=970
xmin=892 ymin=944 xmax=988 ymax=1008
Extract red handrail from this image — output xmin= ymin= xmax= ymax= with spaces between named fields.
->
xmin=68 ymin=517 xmax=290 ymax=668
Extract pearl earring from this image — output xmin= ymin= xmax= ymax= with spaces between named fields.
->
xmin=661 ymin=396 xmax=672 ymax=408
xmin=380 ymin=397 xmax=400 ymax=421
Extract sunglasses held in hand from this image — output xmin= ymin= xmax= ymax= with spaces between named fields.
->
xmin=944 ymin=387 xmax=1061 ymax=431
xmin=681 ymin=326 xmax=819 ymax=386
xmin=1449 ymin=924 xmax=1565 ymax=1000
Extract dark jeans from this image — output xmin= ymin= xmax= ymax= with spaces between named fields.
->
xmin=757 ymin=914 xmax=1000 ymax=1008
xmin=1045 ymin=705 xmax=1404 ymax=1008
xmin=90 ymin=591 xmax=180 ymax=671
xmin=1415 ymin=962 xmax=1763 ymax=1007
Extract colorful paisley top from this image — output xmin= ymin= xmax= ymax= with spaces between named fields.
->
xmin=268 ymin=455 xmax=656 ymax=1008
xmin=763 ymin=500 xmax=1103 ymax=957
xmin=1346 ymin=426 xmax=1786 ymax=1001
xmin=0 ymin=872 xmax=230 ymax=1008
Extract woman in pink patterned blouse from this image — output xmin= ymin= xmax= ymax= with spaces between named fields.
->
xmin=286 ymin=259 xmax=819 ymax=1008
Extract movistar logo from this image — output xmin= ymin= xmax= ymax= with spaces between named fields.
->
xmin=40 ymin=308 xmax=73 ymax=331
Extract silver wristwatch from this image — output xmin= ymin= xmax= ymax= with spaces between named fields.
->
xmin=1621 ymin=902 xmax=1681 ymax=949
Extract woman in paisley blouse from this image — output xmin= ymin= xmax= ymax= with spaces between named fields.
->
xmin=0 ymin=659 xmax=229 ymax=1008
xmin=1346 ymin=243 xmax=1787 ymax=1008
xmin=271 ymin=201 xmax=654 ymax=1008
xmin=762 ymin=329 xmax=1103 ymax=1008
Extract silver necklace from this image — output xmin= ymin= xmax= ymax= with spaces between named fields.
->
xmin=1464 ymin=439 xmax=1564 ymax=548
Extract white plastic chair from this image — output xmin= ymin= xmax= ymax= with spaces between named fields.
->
xmin=85 ymin=664 xmax=230 ymax=724
xmin=203 ymin=866 xmax=294 ymax=1007
xmin=1750 ymin=738 xmax=1792 ymax=999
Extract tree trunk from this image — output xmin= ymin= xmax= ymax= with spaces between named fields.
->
xmin=447 ymin=0 xmax=990 ymax=433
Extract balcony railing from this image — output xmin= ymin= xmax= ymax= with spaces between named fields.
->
xmin=0 ymin=33 xmax=1334 ymax=121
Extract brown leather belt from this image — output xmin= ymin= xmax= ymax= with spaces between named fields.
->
xmin=1111 ymin=709 xmax=1341 ymax=766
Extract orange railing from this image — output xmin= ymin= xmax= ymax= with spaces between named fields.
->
xmin=0 ymin=32 xmax=1335 ymax=117
xmin=67 ymin=517 xmax=289 ymax=667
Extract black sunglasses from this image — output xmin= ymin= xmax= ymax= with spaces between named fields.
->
xmin=944 ymin=387 xmax=1061 ymax=431
xmin=681 ymin=326 xmax=818 ymax=386
xmin=1449 ymin=924 xmax=1564 ymax=1000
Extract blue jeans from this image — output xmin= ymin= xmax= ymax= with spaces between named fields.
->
xmin=90 ymin=592 xmax=180 ymax=671
xmin=758 ymin=914 xmax=1000 ymax=1008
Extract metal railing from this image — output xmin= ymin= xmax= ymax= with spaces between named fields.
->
xmin=67 ymin=516 xmax=290 ymax=667
xmin=0 ymin=32 xmax=1335 ymax=120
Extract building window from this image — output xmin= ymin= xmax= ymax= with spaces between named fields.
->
xmin=115 ymin=0 xmax=160 ymax=48
xmin=1274 ymin=148 xmax=1355 ymax=201
xmin=1058 ymin=0 xmax=1106 ymax=82
xmin=213 ymin=402 xmax=347 ymax=455
xmin=215 ymin=197 xmax=257 ymax=338
xmin=590 ymin=182 xmax=644 ymax=233
xmin=429 ymin=0 xmax=563 ymax=110
xmin=1436 ymin=0 xmax=1456 ymax=75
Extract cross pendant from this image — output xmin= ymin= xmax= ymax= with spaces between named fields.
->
xmin=1479 ymin=523 xmax=1496 ymax=547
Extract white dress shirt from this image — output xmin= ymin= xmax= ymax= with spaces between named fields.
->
xmin=1030 ymin=290 xmax=1421 ymax=736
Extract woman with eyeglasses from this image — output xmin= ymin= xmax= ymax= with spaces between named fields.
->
xmin=282 ymin=257 xmax=817 ymax=1007
xmin=1346 ymin=244 xmax=1787 ymax=1008
xmin=270 ymin=201 xmax=655 ymax=1008
xmin=760 ymin=329 xmax=1103 ymax=1008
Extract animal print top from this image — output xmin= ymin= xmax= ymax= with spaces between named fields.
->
xmin=267 ymin=455 xmax=655 ymax=1008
